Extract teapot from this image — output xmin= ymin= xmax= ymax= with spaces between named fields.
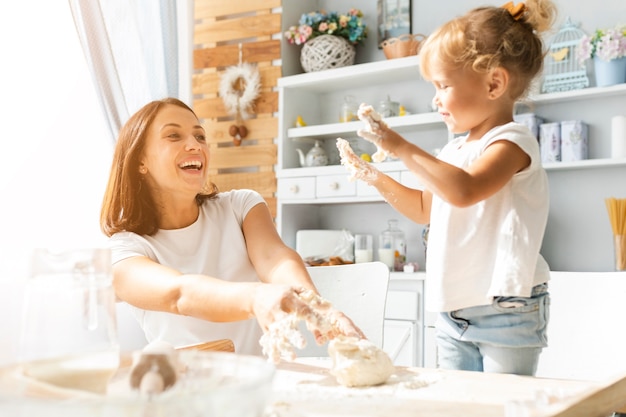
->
xmin=296 ymin=140 xmax=328 ymax=167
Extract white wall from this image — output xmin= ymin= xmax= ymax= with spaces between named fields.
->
xmin=0 ymin=2 xmax=114 ymax=365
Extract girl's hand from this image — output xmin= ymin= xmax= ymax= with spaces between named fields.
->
xmin=336 ymin=138 xmax=382 ymax=185
xmin=356 ymin=103 xmax=391 ymax=162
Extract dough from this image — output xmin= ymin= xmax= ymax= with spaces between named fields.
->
xmin=357 ymin=104 xmax=389 ymax=163
xmin=328 ymin=336 xmax=395 ymax=387
xmin=260 ymin=291 xmax=395 ymax=388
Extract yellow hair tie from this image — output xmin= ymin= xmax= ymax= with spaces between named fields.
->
xmin=501 ymin=1 xmax=526 ymax=21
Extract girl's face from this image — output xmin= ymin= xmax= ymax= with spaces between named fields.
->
xmin=429 ymin=62 xmax=493 ymax=138
xmin=140 ymin=104 xmax=209 ymax=200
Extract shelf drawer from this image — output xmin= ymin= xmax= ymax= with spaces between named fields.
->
xmin=385 ymin=290 xmax=419 ymax=321
xmin=357 ymin=171 xmax=400 ymax=197
xmin=277 ymin=177 xmax=315 ymax=200
xmin=316 ymin=174 xmax=356 ymax=198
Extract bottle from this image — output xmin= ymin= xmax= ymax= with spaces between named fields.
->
xmin=340 ymin=95 xmax=358 ymax=123
xmin=378 ymin=219 xmax=406 ymax=271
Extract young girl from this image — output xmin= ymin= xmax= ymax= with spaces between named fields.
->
xmin=337 ymin=0 xmax=557 ymax=375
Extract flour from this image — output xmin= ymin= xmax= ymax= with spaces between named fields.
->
xmin=259 ymin=290 xmax=333 ymax=363
xmin=259 ymin=290 xmax=398 ymax=388
xmin=336 ymin=138 xmax=380 ymax=184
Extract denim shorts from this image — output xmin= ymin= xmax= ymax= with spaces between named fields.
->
xmin=435 ymin=283 xmax=550 ymax=374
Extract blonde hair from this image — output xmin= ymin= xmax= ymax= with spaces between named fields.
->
xmin=419 ymin=0 xmax=557 ymax=100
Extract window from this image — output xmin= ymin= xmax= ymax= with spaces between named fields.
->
xmin=0 ymin=2 xmax=112 ymax=273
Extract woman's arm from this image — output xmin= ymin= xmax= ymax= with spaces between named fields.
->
xmin=243 ymin=202 xmax=365 ymax=340
xmin=112 ymin=255 xmax=261 ymax=322
xmin=242 ymin=202 xmax=316 ymax=290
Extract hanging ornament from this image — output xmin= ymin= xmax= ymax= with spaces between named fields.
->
xmin=219 ymin=43 xmax=261 ymax=146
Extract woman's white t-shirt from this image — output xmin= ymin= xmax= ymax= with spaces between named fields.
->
xmin=108 ymin=189 xmax=266 ymax=355
xmin=426 ymin=122 xmax=550 ymax=313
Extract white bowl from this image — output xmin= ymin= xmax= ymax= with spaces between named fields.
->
xmin=0 ymin=351 xmax=275 ymax=417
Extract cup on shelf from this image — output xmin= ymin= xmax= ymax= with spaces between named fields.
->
xmin=354 ymin=234 xmax=373 ymax=263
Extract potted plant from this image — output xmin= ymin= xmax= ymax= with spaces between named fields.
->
xmin=284 ymin=9 xmax=368 ymax=73
xmin=577 ymin=26 xmax=626 ymax=87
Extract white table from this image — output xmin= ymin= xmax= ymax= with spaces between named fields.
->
xmin=269 ymin=358 xmax=626 ymax=417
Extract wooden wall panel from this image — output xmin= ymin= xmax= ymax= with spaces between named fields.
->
xmin=194 ymin=0 xmax=281 ymax=20
xmin=193 ymin=40 xmax=280 ymax=68
xmin=193 ymin=0 xmax=281 ymax=219
xmin=194 ymin=14 xmax=281 ymax=45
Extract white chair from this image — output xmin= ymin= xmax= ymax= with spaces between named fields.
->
xmin=297 ymin=261 xmax=390 ymax=357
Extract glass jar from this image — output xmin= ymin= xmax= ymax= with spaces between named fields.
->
xmin=378 ymin=219 xmax=406 ymax=271
xmin=340 ymin=95 xmax=358 ymax=123
xmin=378 ymin=95 xmax=400 ymax=118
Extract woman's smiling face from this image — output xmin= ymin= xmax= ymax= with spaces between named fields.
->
xmin=140 ymin=104 xmax=209 ymax=199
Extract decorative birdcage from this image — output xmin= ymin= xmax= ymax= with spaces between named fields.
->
xmin=541 ymin=17 xmax=589 ymax=93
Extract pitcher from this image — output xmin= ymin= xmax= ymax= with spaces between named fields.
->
xmin=18 ymin=248 xmax=120 ymax=394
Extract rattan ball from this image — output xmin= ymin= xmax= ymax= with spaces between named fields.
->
xmin=300 ymin=35 xmax=356 ymax=73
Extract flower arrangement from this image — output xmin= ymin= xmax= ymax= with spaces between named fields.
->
xmin=577 ymin=26 xmax=626 ymax=65
xmin=284 ymin=9 xmax=367 ymax=46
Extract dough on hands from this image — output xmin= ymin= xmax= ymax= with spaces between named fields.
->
xmin=259 ymin=290 xmax=334 ymax=363
xmin=328 ymin=336 xmax=395 ymax=387
xmin=336 ymin=138 xmax=381 ymax=184
xmin=357 ymin=103 xmax=389 ymax=163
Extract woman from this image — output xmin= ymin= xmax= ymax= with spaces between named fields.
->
xmin=100 ymin=98 xmax=362 ymax=356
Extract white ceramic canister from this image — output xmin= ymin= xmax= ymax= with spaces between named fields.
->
xmin=539 ymin=122 xmax=561 ymax=163
xmin=560 ymin=120 xmax=588 ymax=162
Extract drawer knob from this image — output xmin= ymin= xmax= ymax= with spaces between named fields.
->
xmin=329 ymin=182 xmax=339 ymax=190
xmin=289 ymin=185 xmax=299 ymax=194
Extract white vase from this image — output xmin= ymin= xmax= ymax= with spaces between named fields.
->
xmin=594 ymin=56 xmax=626 ymax=87
xmin=300 ymin=35 xmax=356 ymax=73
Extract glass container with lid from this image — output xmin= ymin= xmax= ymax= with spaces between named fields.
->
xmin=378 ymin=219 xmax=406 ymax=271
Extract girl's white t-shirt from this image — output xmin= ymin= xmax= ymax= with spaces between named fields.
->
xmin=426 ymin=122 xmax=550 ymax=313
xmin=109 ymin=189 xmax=266 ymax=355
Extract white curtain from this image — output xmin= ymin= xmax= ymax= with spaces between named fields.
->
xmin=69 ymin=0 xmax=190 ymax=142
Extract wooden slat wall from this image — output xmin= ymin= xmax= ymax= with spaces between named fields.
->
xmin=192 ymin=0 xmax=281 ymax=218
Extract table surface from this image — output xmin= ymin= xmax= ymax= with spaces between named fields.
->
xmin=268 ymin=358 xmax=626 ymax=417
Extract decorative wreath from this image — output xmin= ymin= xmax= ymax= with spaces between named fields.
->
xmin=219 ymin=62 xmax=260 ymax=120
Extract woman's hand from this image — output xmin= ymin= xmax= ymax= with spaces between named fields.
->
xmin=251 ymin=284 xmax=313 ymax=332
xmin=309 ymin=307 xmax=365 ymax=345
xmin=253 ymin=284 xmax=365 ymax=362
